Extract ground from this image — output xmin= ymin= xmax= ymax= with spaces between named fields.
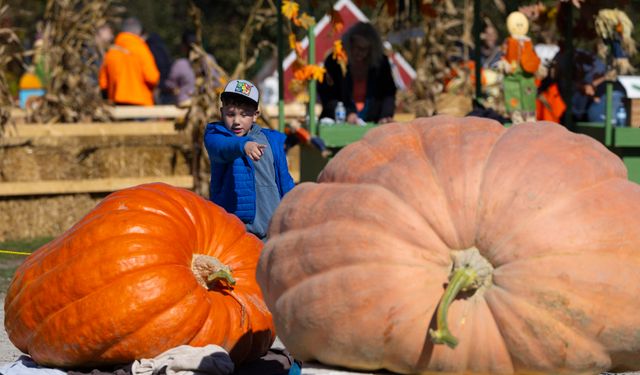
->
xmin=0 ymin=294 xmax=24 ymax=364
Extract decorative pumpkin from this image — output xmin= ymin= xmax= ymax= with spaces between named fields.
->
xmin=5 ymin=183 xmax=274 ymax=368
xmin=257 ymin=116 xmax=640 ymax=374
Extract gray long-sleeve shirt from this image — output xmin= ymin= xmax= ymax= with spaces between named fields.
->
xmin=245 ymin=125 xmax=280 ymax=239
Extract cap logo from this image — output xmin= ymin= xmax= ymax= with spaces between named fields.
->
xmin=235 ymin=81 xmax=253 ymax=96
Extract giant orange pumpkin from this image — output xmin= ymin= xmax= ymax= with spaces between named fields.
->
xmin=5 ymin=183 xmax=274 ymax=368
xmin=257 ymin=116 xmax=640 ymax=374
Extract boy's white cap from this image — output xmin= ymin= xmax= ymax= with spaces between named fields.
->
xmin=221 ymin=79 xmax=259 ymax=104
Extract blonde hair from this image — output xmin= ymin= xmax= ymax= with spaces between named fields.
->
xmin=341 ymin=22 xmax=384 ymax=68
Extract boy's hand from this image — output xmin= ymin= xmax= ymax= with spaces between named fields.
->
xmin=347 ymin=113 xmax=359 ymax=125
xmin=245 ymin=141 xmax=266 ymax=161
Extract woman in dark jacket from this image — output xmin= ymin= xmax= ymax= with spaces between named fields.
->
xmin=318 ymin=22 xmax=397 ymax=124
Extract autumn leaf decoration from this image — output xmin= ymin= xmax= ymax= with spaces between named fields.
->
xmin=288 ymin=33 xmax=303 ymax=57
xmin=282 ymin=0 xmax=299 ymax=20
xmin=283 ymin=0 xmax=326 ymax=98
xmin=332 ymin=40 xmax=348 ymax=76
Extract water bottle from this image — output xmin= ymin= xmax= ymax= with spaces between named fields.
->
xmin=616 ymin=105 xmax=627 ymax=127
xmin=335 ymin=101 xmax=346 ymax=123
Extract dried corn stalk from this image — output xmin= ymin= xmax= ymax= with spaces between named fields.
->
xmin=230 ymin=0 xmax=277 ymax=80
xmin=0 ymin=2 xmax=21 ymax=135
xmin=376 ymin=0 xmax=465 ymax=116
xmin=27 ymin=0 xmax=120 ymax=124
xmin=178 ymin=2 xmax=228 ymax=196
xmin=411 ymin=0 xmax=464 ymax=116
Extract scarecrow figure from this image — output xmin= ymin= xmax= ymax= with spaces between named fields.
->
xmin=594 ymin=8 xmax=636 ymax=75
xmin=500 ymin=11 xmax=541 ymax=124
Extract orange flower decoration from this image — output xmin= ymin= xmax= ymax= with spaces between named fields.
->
xmin=292 ymin=61 xmax=326 ymax=83
xmin=298 ymin=12 xmax=315 ymax=30
xmin=282 ymin=0 xmax=299 ymax=20
xmin=332 ymin=40 xmax=348 ymax=76
xmin=292 ymin=60 xmax=308 ymax=81
xmin=289 ymin=33 xmax=304 ymax=57
xmin=307 ymin=64 xmax=326 ymax=83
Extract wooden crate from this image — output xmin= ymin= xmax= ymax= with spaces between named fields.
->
xmin=629 ymin=98 xmax=640 ymax=128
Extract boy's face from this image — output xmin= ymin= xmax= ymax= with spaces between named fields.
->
xmin=221 ymin=103 xmax=259 ymax=136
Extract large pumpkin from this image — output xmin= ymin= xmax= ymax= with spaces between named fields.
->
xmin=257 ymin=116 xmax=640 ymax=374
xmin=5 ymin=183 xmax=274 ymax=368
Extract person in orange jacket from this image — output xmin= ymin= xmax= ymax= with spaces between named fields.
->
xmin=99 ymin=17 xmax=160 ymax=106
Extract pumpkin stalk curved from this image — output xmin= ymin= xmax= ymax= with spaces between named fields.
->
xmin=429 ymin=267 xmax=477 ymax=348
xmin=208 ymin=269 xmax=236 ymax=288
xmin=192 ymin=254 xmax=236 ymax=290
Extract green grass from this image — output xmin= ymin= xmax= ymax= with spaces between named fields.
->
xmin=0 ymin=237 xmax=53 ymax=294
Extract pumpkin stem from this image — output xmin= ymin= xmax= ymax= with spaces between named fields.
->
xmin=192 ymin=254 xmax=236 ymax=290
xmin=428 ymin=267 xmax=476 ymax=348
xmin=207 ymin=269 xmax=236 ymax=287
xmin=429 ymin=247 xmax=493 ymax=349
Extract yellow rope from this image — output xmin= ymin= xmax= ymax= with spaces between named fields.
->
xmin=0 ymin=249 xmax=32 ymax=256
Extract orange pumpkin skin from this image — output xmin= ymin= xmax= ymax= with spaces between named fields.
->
xmin=257 ymin=116 xmax=640 ymax=374
xmin=4 ymin=183 xmax=275 ymax=368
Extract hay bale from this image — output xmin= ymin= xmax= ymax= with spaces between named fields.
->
xmin=0 ymin=144 xmax=84 ymax=181
xmin=0 ymin=133 xmax=192 ymax=182
xmin=0 ymin=194 xmax=102 ymax=241
xmin=0 ymin=127 xmax=196 ymax=241
xmin=84 ymin=145 xmax=189 ymax=178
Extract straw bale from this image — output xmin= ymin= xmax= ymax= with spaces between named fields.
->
xmin=0 ymin=193 xmax=102 ymax=242
xmin=84 ymin=145 xmax=189 ymax=178
xmin=0 ymin=133 xmax=191 ymax=182
xmin=0 ymin=144 xmax=81 ymax=181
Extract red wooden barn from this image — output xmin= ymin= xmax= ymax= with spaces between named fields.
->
xmin=258 ymin=0 xmax=416 ymax=104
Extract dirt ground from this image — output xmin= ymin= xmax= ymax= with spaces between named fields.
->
xmin=0 ymin=294 xmax=23 ymax=364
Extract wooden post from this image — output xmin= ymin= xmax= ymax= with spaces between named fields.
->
xmin=605 ymin=82 xmax=613 ymax=147
xmin=277 ymin=0 xmax=285 ymax=132
xmin=473 ymin=0 xmax=482 ymax=105
xmin=308 ymin=22 xmax=317 ymax=136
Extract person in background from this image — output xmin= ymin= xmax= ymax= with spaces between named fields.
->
xmin=480 ymin=20 xmax=503 ymax=69
xmin=94 ymin=23 xmax=114 ymax=68
xmin=145 ymin=31 xmax=173 ymax=104
xmin=204 ymin=79 xmax=294 ymax=241
xmin=165 ymin=31 xmax=222 ymax=108
xmin=88 ymin=22 xmax=114 ymax=87
xmin=553 ymin=46 xmax=609 ymax=123
xmin=99 ymin=17 xmax=159 ymax=106
xmin=318 ymin=22 xmax=397 ymax=124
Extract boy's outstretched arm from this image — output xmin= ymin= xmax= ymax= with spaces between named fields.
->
xmin=204 ymin=132 xmax=249 ymax=163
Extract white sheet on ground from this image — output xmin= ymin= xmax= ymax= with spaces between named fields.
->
xmin=0 ymin=355 xmax=66 ymax=375
xmin=131 ymin=344 xmax=233 ymax=375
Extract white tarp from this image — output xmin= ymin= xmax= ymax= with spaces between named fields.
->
xmin=618 ymin=75 xmax=640 ymax=99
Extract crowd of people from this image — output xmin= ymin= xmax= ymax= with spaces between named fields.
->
xmin=95 ymin=17 xmax=224 ymax=108
xmin=19 ymin=10 xmax=635 ymax=129
xmin=465 ymin=7 xmax=635 ymax=127
xmin=38 ymin=16 xmax=220 ymax=109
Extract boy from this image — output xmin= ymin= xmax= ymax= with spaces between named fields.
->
xmin=204 ymin=79 xmax=295 ymax=240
